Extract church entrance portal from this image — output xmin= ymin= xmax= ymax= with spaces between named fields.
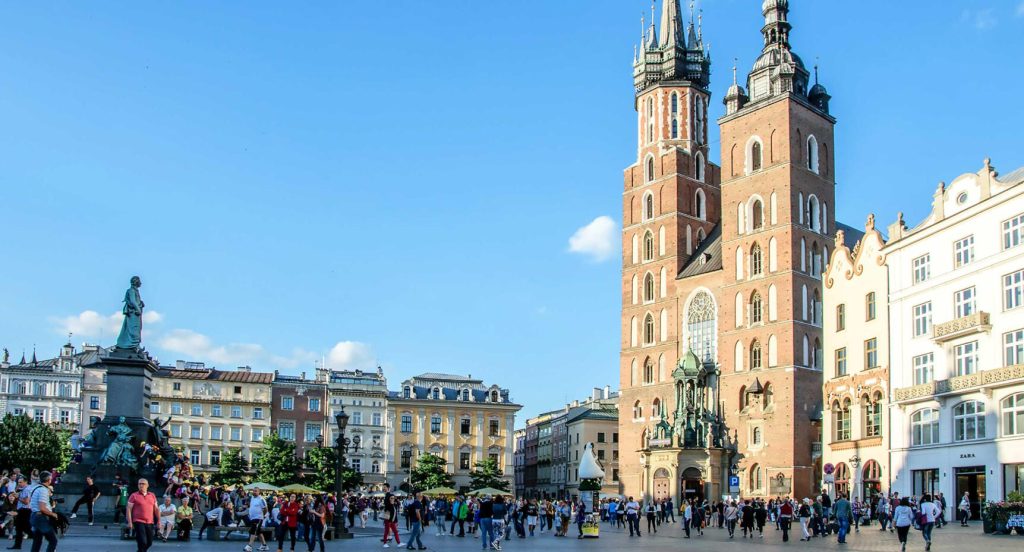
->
xmin=681 ymin=467 xmax=704 ymax=504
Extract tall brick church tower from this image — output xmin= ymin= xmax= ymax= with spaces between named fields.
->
xmin=717 ymin=0 xmax=834 ymax=500
xmin=619 ymin=0 xmax=835 ymax=503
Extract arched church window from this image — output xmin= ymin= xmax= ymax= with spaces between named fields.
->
xmin=643 ymin=314 xmax=655 ymax=345
xmin=686 ymin=291 xmax=717 ymax=363
xmin=807 ymin=135 xmax=819 ymax=174
xmin=751 ymin=243 xmax=763 ymax=276
xmin=644 ymin=192 xmax=654 ymax=221
xmin=643 ymin=358 xmax=654 ymax=384
xmin=694 ymin=189 xmax=706 ymax=220
xmin=751 ymin=141 xmax=762 ymax=171
xmin=646 ymin=156 xmax=655 ymax=182
xmin=644 ymin=231 xmax=655 ymax=261
xmin=750 ymin=291 xmax=763 ymax=324
xmin=750 ymin=340 xmax=762 ymax=370
xmin=644 ymin=273 xmax=655 ymax=303
xmin=751 ymin=199 xmax=764 ymax=230
xmin=695 ymin=152 xmax=705 ymax=182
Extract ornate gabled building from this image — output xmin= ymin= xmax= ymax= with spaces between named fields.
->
xmin=386 ymin=373 xmax=520 ymax=491
xmin=822 ymin=216 xmax=887 ymax=501
xmin=620 ymin=0 xmax=854 ymax=504
xmin=326 ymin=367 xmax=389 ymax=490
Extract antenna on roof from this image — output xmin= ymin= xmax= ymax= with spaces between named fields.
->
xmin=814 ymin=57 xmax=820 ymax=85
xmin=733 ymin=58 xmax=738 ymax=85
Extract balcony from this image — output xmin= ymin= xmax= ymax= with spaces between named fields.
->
xmin=932 ymin=312 xmax=991 ymax=343
xmin=894 ymin=364 xmax=1024 ymax=402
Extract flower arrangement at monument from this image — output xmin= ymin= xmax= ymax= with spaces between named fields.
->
xmin=982 ymin=491 xmax=1024 ymax=535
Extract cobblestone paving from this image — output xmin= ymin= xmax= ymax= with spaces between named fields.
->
xmin=17 ymin=519 xmax=1020 ymax=551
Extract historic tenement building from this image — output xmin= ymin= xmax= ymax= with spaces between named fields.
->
xmin=822 ymin=217 xmax=887 ymax=501
xmin=0 ymin=343 xmax=93 ymax=429
xmin=271 ymin=370 xmax=328 ymax=470
xmin=565 ymin=388 xmax=621 ymax=499
xmin=151 ymin=362 xmax=273 ymax=473
xmin=327 ymin=368 xmax=389 ymax=490
xmin=884 ymin=161 xmax=1024 ymax=515
xmin=620 ymin=0 xmax=855 ymax=503
xmin=387 ymin=373 xmax=520 ymax=491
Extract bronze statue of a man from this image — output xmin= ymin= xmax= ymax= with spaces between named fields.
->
xmin=115 ymin=276 xmax=145 ymax=350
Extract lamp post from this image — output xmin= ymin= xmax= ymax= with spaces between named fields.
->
xmin=333 ymin=408 xmax=354 ymax=539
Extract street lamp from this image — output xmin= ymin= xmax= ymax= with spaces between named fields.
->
xmin=333 ymin=408 xmax=353 ymax=539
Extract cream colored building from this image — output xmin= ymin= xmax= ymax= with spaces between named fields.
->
xmin=822 ymin=217 xmax=888 ymax=501
xmin=327 ymin=368 xmax=389 ymax=490
xmin=387 ymin=373 xmax=520 ymax=491
xmin=151 ymin=361 xmax=273 ymax=473
xmin=886 ymin=160 xmax=1024 ymax=512
xmin=565 ymin=388 xmax=620 ymax=499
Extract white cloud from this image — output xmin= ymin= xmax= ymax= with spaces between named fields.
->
xmin=327 ymin=341 xmax=377 ymax=371
xmin=568 ymin=216 xmax=617 ymax=261
xmin=158 ymin=329 xmax=266 ymax=366
xmin=52 ymin=310 xmax=163 ymax=340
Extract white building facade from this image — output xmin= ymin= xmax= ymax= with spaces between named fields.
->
xmin=887 ymin=160 xmax=1024 ymax=518
xmin=0 ymin=343 xmax=95 ymax=429
xmin=327 ymin=368 xmax=389 ymax=491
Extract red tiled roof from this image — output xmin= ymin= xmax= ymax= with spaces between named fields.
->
xmin=156 ymin=368 xmax=274 ymax=384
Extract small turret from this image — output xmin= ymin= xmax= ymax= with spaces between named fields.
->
xmin=633 ymin=0 xmax=711 ymax=94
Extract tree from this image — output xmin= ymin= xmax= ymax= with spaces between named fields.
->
xmin=409 ymin=453 xmax=453 ymax=491
xmin=303 ymin=446 xmax=364 ymax=492
xmin=252 ymin=432 xmax=301 ymax=486
xmin=0 ymin=414 xmax=71 ymax=473
xmin=302 ymin=446 xmax=336 ymax=492
xmin=212 ymin=449 xmax=249 ymax=485
xmin=468 ymin=457 xmax=510 ymax=492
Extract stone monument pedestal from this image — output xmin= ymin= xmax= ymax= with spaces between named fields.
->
xmin=57 ymin=348 xmax=175 ymax=511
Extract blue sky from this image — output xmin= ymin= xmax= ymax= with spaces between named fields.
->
xmin=1 ymin=1 xmax=1022 ymax=421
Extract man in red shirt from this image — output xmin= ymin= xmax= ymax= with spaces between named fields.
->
xmin=126 ymin=478 xmax=160 ymax=552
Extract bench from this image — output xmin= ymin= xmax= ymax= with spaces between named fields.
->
xmin=206 ymin=524 xmax=274 ymax=541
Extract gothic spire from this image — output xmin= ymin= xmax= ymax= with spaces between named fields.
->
xmin=659 ymin=0 xmax=683 ymax=48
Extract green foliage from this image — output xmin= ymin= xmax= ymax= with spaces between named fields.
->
xmin=410 ymin=453 xmax=453 ymax=492
xmin=340 ymin=466 xmax=363 ymax=492
xmin=252 ymin=432 xmax=301 ymax=487
xmin=579 ymin=479 xmax=602 ymax=492
xmin=302 ymin=446 xmax=336 ymax=492
xmin=0 ymin=414 xmax=71 ymax=474
xmin=1008 ymin=491 xmax=1024 ymax=503
xmin=211 ymin=449 xmax=249 ymax=485
xmin=468 ymin=457 xmax=509 ymax=492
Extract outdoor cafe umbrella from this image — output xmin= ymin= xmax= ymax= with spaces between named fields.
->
xmin=280 ymin=483 xmax=321 ymax=494
xmin=468 ymin=487 xmax=513 ymax=497
xmin=421 ymin=486 xmax=458 ymax=496
xmin=243 ymin=482 xmax=281 ymax=492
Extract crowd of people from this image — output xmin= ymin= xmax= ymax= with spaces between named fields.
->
xmin=0 ymin=461 xmax=984 ymax=552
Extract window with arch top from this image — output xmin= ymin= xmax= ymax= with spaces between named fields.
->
xmin=633 ymin=400 xmax=643 ymax=419
xmin=694 ymin=189 xmax=707 ymax=220
xmin=751 ymin=243 xmax=763 ymax=276
xmin=643 ymin=273 xmax=655 ymax=303
xmin=911 ymin=408 xmax=940 ymax=446
xmin=643 ymin=231 xmax=655 ymax=261
xmin=643 ymin=357 xmax=654 ymax=384
xmin=807 ymin=135 xmax=819 ymax=174
xmin=750 ymin=140 xmax=762 ymax=172
xmin=695 ymin=152 xmax=705 ymax=182
xmin=646 ymin=156 xmax=655 ymax=182
xmin=643 ymin=314 xmax=655 ymax=345
xmin=750 ymin=291 xmax=763 ymax=324
xmin=750 ymin=339 xmax=762 ymax=370
xmin=643 ymin=192 xmax=654 ymax=221
xmin=652 ymin=397 xmax=661 ymax=417
xmin=671 ymin=92 xmax=679 ymax=139
xmin=751 ymin=199 xmax=764 ymax=230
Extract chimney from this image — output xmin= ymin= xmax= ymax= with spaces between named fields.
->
xmin=274 ymin=370 xmax=279 ymax=379
xmin=604 ymin=385 xmax=611 ymax=399
xmin=301 ymin=371 xmax=306 ymax=380
xmin=592 ymin=388 xmax=601 ymax=402
xmin=572 ymin=400 xmax=579 ymax=408
xmin=176 ymin=360 xmax=186 ymax=370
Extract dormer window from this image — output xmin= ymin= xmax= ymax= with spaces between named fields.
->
xmin=403 ymin=386 xmax=412 ymax=399
xmin=431 ymin=387 xmax=441 ymax=400
xmin=490 ymin=390 xmax=499 ymax=403
xmin=461 ymin=389 xmax=470 ymax=401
